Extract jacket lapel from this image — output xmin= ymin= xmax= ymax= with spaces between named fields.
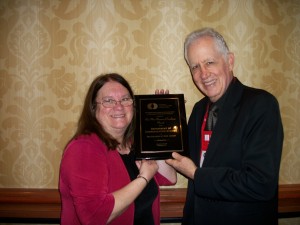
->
xmin=190 ymin=98 xmax=208 ymax=165
xmin=202 ymin=79 xmax=244 ymax=166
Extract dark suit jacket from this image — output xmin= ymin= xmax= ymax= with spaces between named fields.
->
xmin=182 ymin=78 xmax=283 ymax=225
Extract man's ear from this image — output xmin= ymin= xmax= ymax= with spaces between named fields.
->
xmin=228 ymin=52 xmax=234 ymax=71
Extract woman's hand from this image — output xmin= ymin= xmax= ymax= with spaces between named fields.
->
xmin=110 ymin=159 xmax=158 ymax=222
xmin=138 ymin=160 xmax=158 ymax=182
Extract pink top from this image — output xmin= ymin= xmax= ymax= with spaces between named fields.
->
xmin=59 ymin=133 xmax=173 ymax=225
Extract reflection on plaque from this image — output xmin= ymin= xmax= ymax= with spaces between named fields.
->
xmin=134 ymin=94 xmax=188 ymax=159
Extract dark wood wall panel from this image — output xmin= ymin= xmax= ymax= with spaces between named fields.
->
xmin=0 ymin=185 xmax=299 ymax=221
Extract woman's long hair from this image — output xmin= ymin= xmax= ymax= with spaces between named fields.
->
xmin=71 ymin=73 xmax=135 ymax=150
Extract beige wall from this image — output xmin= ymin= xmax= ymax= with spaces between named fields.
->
xmin=0 ymin=0 xmax=299 ymax=190
xmin=1 ymin=0 xmax=300 ymax=224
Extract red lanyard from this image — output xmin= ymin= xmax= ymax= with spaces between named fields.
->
xmin=200 ymin=105 xmax=212 ymax=167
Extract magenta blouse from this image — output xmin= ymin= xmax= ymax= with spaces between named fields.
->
xmin=59 ymin=133 xmax=174 ymax=225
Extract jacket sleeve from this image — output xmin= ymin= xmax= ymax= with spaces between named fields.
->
xmin=60 ymin=138 xmax=114 ymax=225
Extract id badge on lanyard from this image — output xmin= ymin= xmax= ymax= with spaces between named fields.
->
xmin=200 ymin=107 xmax=212 ymax=167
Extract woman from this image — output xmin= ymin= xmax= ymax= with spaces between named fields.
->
xmin=59 ymin=73 xmax=177 ymax=225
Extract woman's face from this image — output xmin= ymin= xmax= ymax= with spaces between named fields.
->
xmin=95 ymin=80 xmax=134 ymax=141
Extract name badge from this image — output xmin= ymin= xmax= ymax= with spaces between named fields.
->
xmin=200 ymin=130 xmax=212 ymax=167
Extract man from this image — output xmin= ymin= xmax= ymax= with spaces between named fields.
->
xmin=166 ymin=28 xmax=283 ymax=225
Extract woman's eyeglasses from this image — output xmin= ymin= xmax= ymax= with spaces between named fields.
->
xmin=96 ymin=98 xmax=134 ymax=108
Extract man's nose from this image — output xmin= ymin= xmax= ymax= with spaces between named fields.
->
xmin=199 ymin=66 xmax=209 ymax=78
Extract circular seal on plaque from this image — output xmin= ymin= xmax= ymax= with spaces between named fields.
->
xmin=147 ymin=103 xmax=158 ymax=110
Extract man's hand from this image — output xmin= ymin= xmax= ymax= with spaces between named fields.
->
xmin=155 ymin=89 xmax=169 ymax=94
xmin=165 ymin=152 xmax=197 ymax=180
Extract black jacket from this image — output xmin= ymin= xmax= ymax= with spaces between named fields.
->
xmin=182 ymin=78 xmax=283 ymax=225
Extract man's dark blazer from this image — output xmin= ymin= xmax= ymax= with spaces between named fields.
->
xmin=182 ymin=78 xmax=283 ymax=225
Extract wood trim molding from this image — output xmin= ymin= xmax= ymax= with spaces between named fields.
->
xmin=278 ymin=184 xmax=300 ymax=214
xmin=0 ymin=184 xmax=299 ymax=220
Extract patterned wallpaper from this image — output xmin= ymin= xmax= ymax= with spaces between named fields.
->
xmin=0 ymin=0 xmax=299 ymax=189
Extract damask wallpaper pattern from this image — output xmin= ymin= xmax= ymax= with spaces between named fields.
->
xmin=0 ymin=0 xmax=299 ymax=191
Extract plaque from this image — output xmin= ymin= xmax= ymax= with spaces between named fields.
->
xmin=134 ymin=94 xmax=188 ymax=159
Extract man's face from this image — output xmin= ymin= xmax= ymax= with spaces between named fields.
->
xmin=187 ymin=36 xmax=234 ymax=102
